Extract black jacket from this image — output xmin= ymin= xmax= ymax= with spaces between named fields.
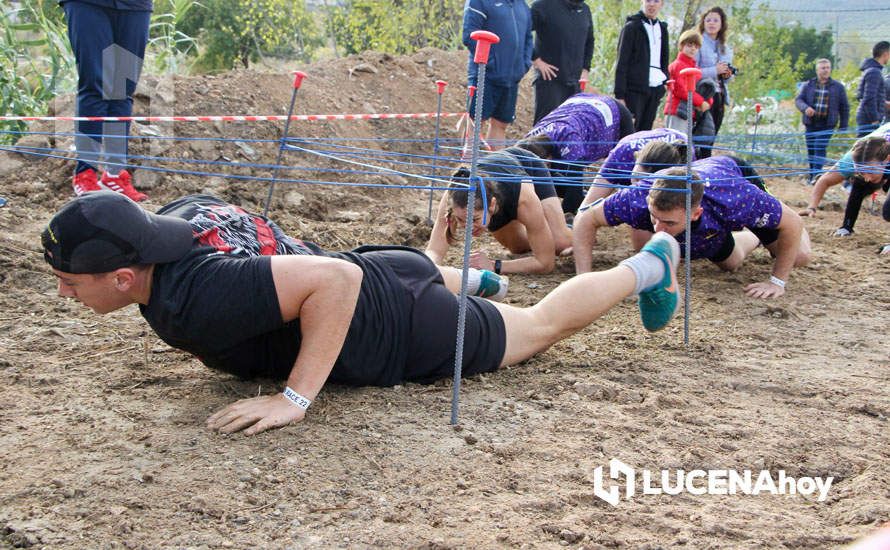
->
xmin=614 ymin=11 xmax=669 ymax=98
xmin=856 ymin=57 xmax=886 ymax=124
xmin=531 ymin=0 xmax=594 ymax=85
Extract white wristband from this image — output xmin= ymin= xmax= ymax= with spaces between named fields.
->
xmin=282 ymin=387 xmax=311 ymax=410
xmin=769 ymin=275 xmax=786 ymax=289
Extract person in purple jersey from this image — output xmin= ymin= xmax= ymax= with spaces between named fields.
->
xmin=515 ymin=93 xmax=636 ymax=215
xmin=572 ymin=155 xmax=812 ymax=298
xmin=581 ymin=127 xmax=689 ymax=205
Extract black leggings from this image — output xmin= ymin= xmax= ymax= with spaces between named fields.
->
xmin=841 ymin=177 xmax=885 ymax=232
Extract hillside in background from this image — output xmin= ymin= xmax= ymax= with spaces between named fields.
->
xmin=760 ymin=0 xmax=890 ymax=67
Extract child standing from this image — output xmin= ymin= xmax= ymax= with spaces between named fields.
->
xmin=664 ymin=29 xmax=711 ymax=134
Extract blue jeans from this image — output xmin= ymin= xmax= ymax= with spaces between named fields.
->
xmin=804 ymin=120 xmax=833 ymax=177
xmin=62 ymin=1 xmax=151 ymax=174
xmin=855 ymin=118 xmax=879 ymax=138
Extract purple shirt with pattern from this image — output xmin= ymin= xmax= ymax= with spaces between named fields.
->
xmin=526 ymin=93 xmax=621 ymax=163
xmin=599 ymin=128 xmax=688 ymax=186
xmin=602 ymin=156 xmax=784 ymax=260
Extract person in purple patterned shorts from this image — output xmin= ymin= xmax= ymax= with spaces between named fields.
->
xmin=515 ymin=93 xmax=636 ymax=214
xmin=572 ymin=155 xmax=812 ymax=298
xmin=582 ymin=127 xmax=689 ymax=205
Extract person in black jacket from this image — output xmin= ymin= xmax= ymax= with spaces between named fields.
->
xmin=614 ymin=0 xmax=669 ymax=132
xmin=530 ymin=0 xmax=594 ymax=124
xmin=59 ymin=0 xmax=152 ymax=202
xmin=856 ymin=41 xmax=889 ymax=137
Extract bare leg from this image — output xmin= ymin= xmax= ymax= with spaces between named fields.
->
xmin=764 ymin=227 xmax=813 ymax=267
xmin=493 ymin=265 xmax=637 ymax=366
xmin=540 ymin=197 xmax=573 ymax=252
xmin=486 ymin=118 xmax=509 ymax=147
xmin=438 ymin=266 xmax=463 ymax=294
xmin=714 ymin=230 xmax=761 ymax=272
xmin=491 ymin=221 xmax=531 ymax=254
xmin=630 ymin=228 xmax=653 ymax=251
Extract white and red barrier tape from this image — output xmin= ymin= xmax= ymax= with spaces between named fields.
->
xmin=0 ymin=112 xmax=465 ymax=123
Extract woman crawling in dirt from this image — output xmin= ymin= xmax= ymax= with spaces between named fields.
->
xmin=425 ymin=148 xmax=573 ymax=274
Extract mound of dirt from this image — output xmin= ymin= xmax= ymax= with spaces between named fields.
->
xmin=0 ymin=49 xmax=888 ymax=548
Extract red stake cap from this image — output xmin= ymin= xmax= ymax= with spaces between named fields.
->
xmin=470 ymin=30 xmax=500 ymax=65
xmin=578 ymin=79 xmax=587 ymax=92
xmin=678 ymin=67 xmax=702 ymax=92
xmin=435 ymin=80 xmax=448 ymax=94
xmin=292 ymin=71 xmax=307 ymax=90
xmin=468 ymin=85 xmax=477 ymax=98
xmin=754 ymin=103 xmax=762 ymax=113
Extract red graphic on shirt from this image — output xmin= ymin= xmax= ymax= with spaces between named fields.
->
xmin=188 ymin=203 xmax=314 ymax=257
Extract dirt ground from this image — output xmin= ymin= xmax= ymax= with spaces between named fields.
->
xmin=1 ymin=49 xmax=888 ymax=549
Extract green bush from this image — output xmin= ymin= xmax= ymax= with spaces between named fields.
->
xmin=327 ymin=0 xmax=464 ymax=56
xmin=0 ymin=3 xmax=74 ymax=145
xmin=180 ymin=0 xmax=321 ymax=71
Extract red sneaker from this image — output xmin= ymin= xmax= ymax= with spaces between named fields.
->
xmin=101 ymin=170 xmax=148 ymax=202
xmin=72 ymin=169 xmax=101 ymax=196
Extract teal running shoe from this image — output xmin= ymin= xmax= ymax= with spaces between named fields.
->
xmin=638 ymin=232 xmax=680 ymax=332
xmin=476 ymin=270 xmax=509 ymax=302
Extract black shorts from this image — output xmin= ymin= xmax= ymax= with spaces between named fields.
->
xmin=710 ymin=228 xmax=779 ymax=264
xmin=340 ymin=246 xmax=506 ymax=385
xmin=617 ymin=101 xmax=636 ymax=139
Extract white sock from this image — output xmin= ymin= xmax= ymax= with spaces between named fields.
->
xmin=620 ymin=250 xmax=665 ymax=295
xmin=465 ymin=268 xmax=483 ymax=295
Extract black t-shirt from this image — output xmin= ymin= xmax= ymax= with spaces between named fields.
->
xmin=139 ymin=195 xmax=505 ymax=386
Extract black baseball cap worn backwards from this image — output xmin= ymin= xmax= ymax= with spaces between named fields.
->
xmin=42 ymin=191 xmax=194 ymax=274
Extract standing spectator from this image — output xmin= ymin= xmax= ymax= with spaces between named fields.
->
xmin=462 ymin=0 xmax=533 ymax=145
xmin=884 ymin=72 xmax=890 ymax=124
xmin=60 ymin=0 xmax=152 ymax=201
xmin=695 ymin=6 xmax=733 ymax=156
xmin=795 ymin=58 xmax=850 ymax=184
xmin=614 ymin=0 xmax=669 ymax=132
xmin=663 ymin=30 xmax=710 ymax=135
xmin=529 ymin=0 xmax=594 ymax=124
xmin=856 ymin=41 xmax=889 ymax=137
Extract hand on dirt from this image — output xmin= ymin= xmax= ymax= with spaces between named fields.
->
xmin=743 ymin=281 xmax=785 ymax=299
xmin=206 ymin=393 xmax=305 ymax=435
xmin=798 ymin=206 xmax=817 ymax=217
xmin=469 ymin=251 xmax=494 ymax=271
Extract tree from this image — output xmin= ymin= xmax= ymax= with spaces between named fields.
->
xmin=782 ymin=24 xmax=834 ymax=81
xmin=180 ymin=0 xmax=321 ymax=71
xmin=327 ymin=0 xmax=463 ymax=57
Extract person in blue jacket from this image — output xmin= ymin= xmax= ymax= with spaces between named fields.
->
xmin=59 ymin=0 xmax=152 ymax=202
xmin=462 ymin=0 xmax=533 ymax=145
xmin=795 ymin=58 xmax=850 ymax=184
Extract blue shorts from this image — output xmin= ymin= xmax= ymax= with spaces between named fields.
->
xmin=468 ymin=82 xmax=519 ymax=124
